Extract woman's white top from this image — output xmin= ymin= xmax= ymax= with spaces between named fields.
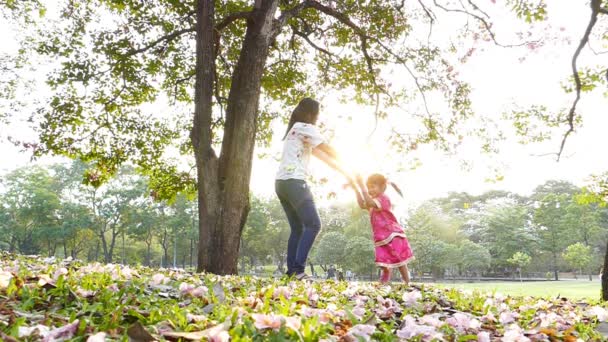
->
xmin=276 ymin=122 xmax=325 ymax=180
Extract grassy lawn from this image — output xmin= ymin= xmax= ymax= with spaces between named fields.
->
xmin=434 ymin=280 xmax=602 ymax=300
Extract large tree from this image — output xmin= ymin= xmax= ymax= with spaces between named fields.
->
xmin=6 ymin=0 xmax=604 ymax=274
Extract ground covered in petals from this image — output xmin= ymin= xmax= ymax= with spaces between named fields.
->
xmin=1 ymin=253 xmax=608 ymax=341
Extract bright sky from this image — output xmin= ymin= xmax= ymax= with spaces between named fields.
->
xmin=1 ymin=2 xmax=606 ymax=208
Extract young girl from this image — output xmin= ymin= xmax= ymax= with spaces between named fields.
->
xmin=353 ymin=174 xmax=414 ymax=284
xmin=275 ymin=98 xmax=353 ymax=280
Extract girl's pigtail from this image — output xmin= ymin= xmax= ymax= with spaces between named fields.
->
xmin=389 ymin=182 xmax=404 ymax=198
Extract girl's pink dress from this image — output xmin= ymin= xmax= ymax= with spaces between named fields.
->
xmin=370 ymin=194 xmax=414 ymax=268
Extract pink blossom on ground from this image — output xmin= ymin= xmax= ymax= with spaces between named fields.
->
xmin=107 ymin=283 xmax=119 ymax=292
xmin=307 ymin=287 xmax=319 ymax=303
xmin=446 ymin=312 xmax=481 ymax=333
xmin=75 ymin=288 xmax=96 ymax=298
xmin=537 ymin=312 xmax=567 ymax=329
xmin=502 ymin=324 xmax=531 ymax=342
xmin=150 ymin=273 xmax=168 ymax=285
xmin=396 ymin=315 xmax=443 ymax=341
xmin=252 ymin=313 xmax=282 ymax=331
xmin=0 ymin=270 xmax=13 ymax=288
xmin=87 ymin=332 xmax=107 ymax=342
xmin=179 ymin=282 xmax=195 ymax=294
xmin=18 ymin=325 xmax=51 ymax=338
xmin=209 ymin=331 xmax=230 ymax=342
xmin=191 ymin=286 xmax=208 ymax=298
xmin=42 ymin=319 xmax=80 ymax=342
xmin=477 ymin=331 xmax=490 ymax=342
xmin=499 ymin=311 xmax=519 ymax=325
xmin=284 ymin=316 xmax=301 ymax=331
xmin=53 ymin=267 xmax=68 ymax=280
xmin=402 ymin=290 xmax=422 ymax=306
xmin=351 ymin=306 xmax=367 ymax=320
xmin=273 ymin=286 xmax=291 ymax=299
xmin=481 ymin=311 xmax=497 ymax=323
xmin=346 ymin=324 xmax=376 ymax=341
xmin=589 ymin=306 xmax=608 ymax=322
xmin=187 ymin=313 xmax=206 ymax=322
xmin=419 ymin=314 xmax=443 ymax=327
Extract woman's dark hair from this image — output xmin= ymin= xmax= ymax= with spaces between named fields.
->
xmin=366 ymin=173 xmax=404 ymax=198
xmin=282 ymin=98 xmax=320 ymax=140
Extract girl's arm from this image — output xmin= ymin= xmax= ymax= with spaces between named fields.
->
xmin=351 ymin=185 xmax=367 ymax=209
xmin=355 ymin=175 xmax=378 ymax=209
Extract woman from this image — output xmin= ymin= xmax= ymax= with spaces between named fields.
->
xmin=275 ymin=98 xmax=352 ymax=280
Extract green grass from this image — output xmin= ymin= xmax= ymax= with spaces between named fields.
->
xmin=434 ymin=280 xmax=602 ymax=300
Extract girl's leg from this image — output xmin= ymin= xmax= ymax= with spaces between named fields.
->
xmin=398 ymin=265 xmax=410 ymax=284
xmin=379 ymin=267 xmax=391 ymax=283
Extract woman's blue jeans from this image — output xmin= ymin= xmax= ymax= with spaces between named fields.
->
xmin=275 ymin=179 xmax=321 ymax=275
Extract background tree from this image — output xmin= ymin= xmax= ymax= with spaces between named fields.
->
xmin=458 ymin=240 xmax=491 ymax=279
xmin=507 ymin=252 xmax=531 ymax=282
xmin=533 ymin=192 xmax=572 ymax=280
xmin=563 ymin=243 xmax=592 ymax=280
xmin=311 ymin=232 xmax=348 ymax=273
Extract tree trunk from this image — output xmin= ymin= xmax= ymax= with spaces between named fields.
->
xmin=553 ymin=252 xmax=559 ymax=281
xmin=100 ymin=232 xmax=110 ymax=263
xmin=193 ymin=0 xmax=279 ymax=275
xmin=602 ymin=239 xmax=608 ymax=300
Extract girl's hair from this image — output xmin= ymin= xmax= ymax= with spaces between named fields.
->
xmin=282 ymin=98 xmax=320 ymax=140
xmin=366 ymin=173 xmax=404 ymax=198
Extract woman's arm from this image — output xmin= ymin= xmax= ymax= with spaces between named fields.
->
xmin=312 ymin=147 xmax=352 ymax=181
xmin=314 ymin=143 xmax=339 ymax=160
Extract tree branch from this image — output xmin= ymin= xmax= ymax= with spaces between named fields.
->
xmin=307 ymin=0 xmax=432 ymax=118
xmin=215 ymin=11 xmax=251 ymax=32
xmin=557 ymin=0 xmax=602 ymax=161
xmin=289 ymin=25 xmax=336 ymax=57
xmin=432 ymin=0 xmax=528 ymax=48
xmin=417 ymin=0 xmax=436 ymax=44
xmin=123 ymin=28 xmax=194 ymax=58
xmin=273 ymin=0 xmax=313 ymax=36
